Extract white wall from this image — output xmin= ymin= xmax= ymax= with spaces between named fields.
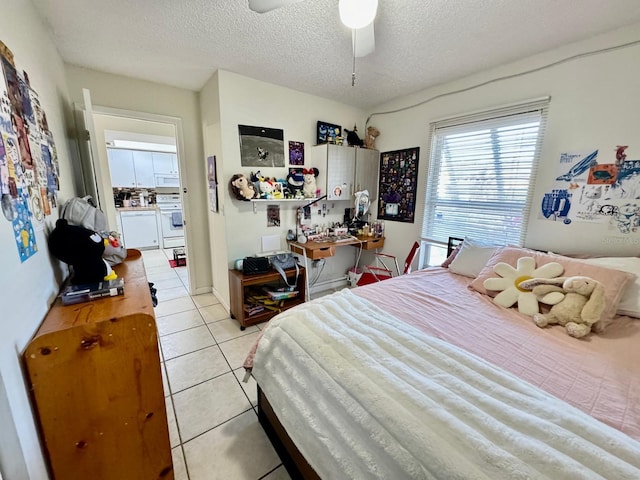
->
xmin=200 ymin=70 xmax=368 ymax=306
xmin=199 ymin=71 xmax=230 ymax=306
xmin=64 ymin=65 xmax=213 ymax=294
xmin=366 ymin=23 xmax=640 ymax=262
xmin=0 ymin=1 xmax=78 ymax=478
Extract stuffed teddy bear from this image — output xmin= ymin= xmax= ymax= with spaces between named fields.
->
xmin=364 ymin=126 xmax=380 ymax=150
xmin=519 ymin=276 xmax=606 ymax=338
xmin=302 ymin=168 xmax=319 ymax=198
xmin=229 ymin=173 xmax=257 ymax=201
xmin=48 ymin=218 xmax=117 ymax=285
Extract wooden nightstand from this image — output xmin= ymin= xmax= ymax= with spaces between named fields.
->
xmin=228 ymin=266 xmax=306 ymax=329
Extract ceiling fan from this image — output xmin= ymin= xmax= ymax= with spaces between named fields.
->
xmin=248 ymin=0 xmax=378 ymax=58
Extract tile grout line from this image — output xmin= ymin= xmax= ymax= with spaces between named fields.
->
xmin=177 ymin=406 xmax=256 ymax=445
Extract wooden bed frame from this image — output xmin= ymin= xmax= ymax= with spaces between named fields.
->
xmin=257 ymin=386 xmax=319 ymax=479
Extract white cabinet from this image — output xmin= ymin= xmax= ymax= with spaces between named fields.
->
xmin=120 ymin=210 xmax=159 ymax=249
xmin=132 ymin=151 xmax=155 ymax=187
xmin=152 ymin=153 xmax=179 ymax=175
xmin=310 ymin=144 xmax=379 ymax=201
xmin=108 ymin=149 xmax=136 ymax=187
xmin=108 ymin=149 xmax=156 ymax=188
xmin=354 ymin=147 xmax=380 ymax=200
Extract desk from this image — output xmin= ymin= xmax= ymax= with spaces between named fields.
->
xmin=289 ymin=236 xmax=384 ymax=299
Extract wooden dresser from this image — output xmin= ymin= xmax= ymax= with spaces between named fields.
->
xmin=23 ymin=249 xmax=173 ymax=479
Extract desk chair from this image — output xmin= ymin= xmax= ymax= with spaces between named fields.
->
xmin=357 ymin=241 xmax=420 ymax=286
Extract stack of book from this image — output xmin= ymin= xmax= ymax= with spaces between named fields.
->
xmin=262 ymin=286 xmax=298 ymax=300
xmin=61 ymin=278 xmax=125 ymax=305
xmin=243 ymin=303 xmax=265 ymax=316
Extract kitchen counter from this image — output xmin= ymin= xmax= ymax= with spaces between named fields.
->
xmin=116 ymin=205 xmax=158 ymax=212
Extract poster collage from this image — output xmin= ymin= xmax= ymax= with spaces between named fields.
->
xmin=541 ymin=145 xmax=639 ymax=234
xmin=378 ymin=147 xmax=419 ymax=223
xmin=0 ymin=41 xmax=60 ymax=262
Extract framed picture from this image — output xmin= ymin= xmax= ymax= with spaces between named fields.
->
xmin=289 ymin=140 xmax=304 ymax=165
xmin=378 ymin=147 xmax=420 ymax=223
xmin=317 ymin=121 xmax=341 ymax=145
xmin=238 ymin=124 xmax=285 ymax=167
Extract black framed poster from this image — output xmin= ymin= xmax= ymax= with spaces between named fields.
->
xmin=238 ymin=124 xmax=285 ymax=167
xmin=378 ymin=147 xmax=419 ymax=223
xmin=316 ymin=121 xmax=341 ymax=145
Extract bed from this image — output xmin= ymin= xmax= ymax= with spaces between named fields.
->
xmin=245 ymin=242 xmax=640 ymax=479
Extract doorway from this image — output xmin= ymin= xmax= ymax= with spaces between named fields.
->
xmin=74 ymin=101 xmax=194 ymax=292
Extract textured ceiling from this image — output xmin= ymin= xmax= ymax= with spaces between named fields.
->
xmin=32 ymin=0 xmax=640 ymax=109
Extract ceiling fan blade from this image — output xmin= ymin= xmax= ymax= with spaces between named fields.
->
xmin=248 ymin=0 xmax=304 ymax=13
xmin=353 ymin=22 xmax=375 ymax=57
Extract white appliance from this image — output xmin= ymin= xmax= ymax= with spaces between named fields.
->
xmin=156 ymin=193 xmax=185 ymax=248
xmin=120 ymin=210 xmax=159 ymax=249
xmin=154 ymin=174 xmax=180 ymax=188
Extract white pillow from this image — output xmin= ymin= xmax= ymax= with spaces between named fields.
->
xmin=447 ymin=238 xmax=498 ymax=278
xmin=582 ymin=257 xmax=640 ymax=318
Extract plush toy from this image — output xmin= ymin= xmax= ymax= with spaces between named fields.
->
xmin=519 ymin=276 xmax=606 ymax=338
xmin=364 ymin=126 xmax=380 ymax=150
xmin=483 ymin=256 xmax=564 ymax=316
xmin=229 ymin=173 xmax=257 ymax=201
xmin=287 ymin=170 xmax=305 ymax=198
xmin=302 ymin=168 xmax=319 ymax=198
xmin=258 ymin=178 xmax=275 ymax=198
xmin=48 ymin=218 xmax=117 ymax=285
xmin=344 ymin=125 xmax=363 ymax=147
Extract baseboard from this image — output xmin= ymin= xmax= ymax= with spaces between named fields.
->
xmin=309 ymin=276 xmax=348 ymax=295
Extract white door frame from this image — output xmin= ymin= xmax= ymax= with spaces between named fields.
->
xmin=80 ymin=101 xmax=194 ymax=293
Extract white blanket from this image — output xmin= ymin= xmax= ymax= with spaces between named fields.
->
xmin=253 ymin=289 xmax=640 ymax=480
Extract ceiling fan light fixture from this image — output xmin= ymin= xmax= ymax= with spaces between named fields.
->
xmin=339 ymin=0 xmax=378 ymax=29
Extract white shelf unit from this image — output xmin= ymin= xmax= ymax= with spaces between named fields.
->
xmin=249 ymin=197 xmax=322 ymax=214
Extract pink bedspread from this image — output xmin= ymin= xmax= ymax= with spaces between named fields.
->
xmin=353 ymin=267 xmax=640 ymax=441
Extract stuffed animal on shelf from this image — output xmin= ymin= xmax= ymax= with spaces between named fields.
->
xmin=48 ymin=218 xmax=117 ymax=285
xmin=302 ymin=168 xmax=319 ymax=198
xmin=287 ymin=170 xmax=305 ymax=198
xmin=364 ymin=126 xmax=380 ymax=149
xmin=519 ymin=276 xmax=606 ymax=338
xmin=229 ymin=173 xmax=257 ymax=201
xmin=344 ymin=125 xmax=363 ymax=147
xmin=258 ymin=178 xmax=275 ymax=198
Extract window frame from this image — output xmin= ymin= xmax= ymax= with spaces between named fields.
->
xmin=421 ymin=98 xmax=550 ymax=267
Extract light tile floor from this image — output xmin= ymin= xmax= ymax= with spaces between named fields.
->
xmin=142 ymin=249 xmax=290 ymax=480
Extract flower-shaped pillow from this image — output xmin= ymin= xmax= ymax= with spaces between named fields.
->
xmin=483 ymin=256 xmax=564 ymax=316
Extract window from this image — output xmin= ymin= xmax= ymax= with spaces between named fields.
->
xmin=421 ymin=98 xmax=549 ymax=266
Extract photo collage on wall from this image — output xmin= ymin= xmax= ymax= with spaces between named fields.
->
xmin=0 ymin=40 xmax=60 ymax=262
xmin=378 ymin=147 xmax=419 ymax=223
xmin=540 ymin=145 xmax=640 ymax=234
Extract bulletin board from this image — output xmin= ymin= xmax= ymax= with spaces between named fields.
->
xmin=377 ymin=147 xmax=419 ymax=223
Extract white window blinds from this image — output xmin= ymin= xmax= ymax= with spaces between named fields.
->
xmin=422 ymin=98 xmax=549 ymax=247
